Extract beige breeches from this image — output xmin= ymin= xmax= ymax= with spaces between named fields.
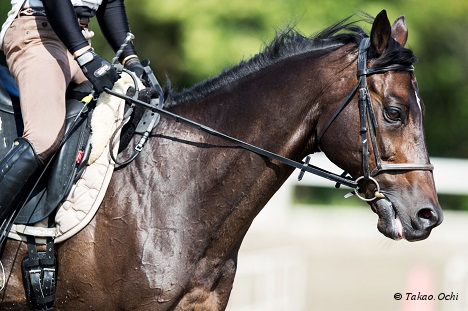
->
xmin=2 ymin=15 xmax=87 ymax=164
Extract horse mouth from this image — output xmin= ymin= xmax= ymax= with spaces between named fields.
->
xmin=370 ymin=198 xmax=404 ymax=240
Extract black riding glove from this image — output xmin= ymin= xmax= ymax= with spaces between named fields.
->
xmin=76 ymin=49 xmax=119 ymax=93
xmin=124 ymin=57 xmax=145 ymax=79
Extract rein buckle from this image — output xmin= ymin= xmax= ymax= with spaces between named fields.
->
xmin=298 ymin=155 xmax=311 ymax=181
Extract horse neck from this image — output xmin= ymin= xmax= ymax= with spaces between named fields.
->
xmin=174 ymin=48 xmax=357 ymax=159
xmin=119 ymin=49 xmax=355 ymax=266
xmin=172 ymin=56 xmax=329 ymax=157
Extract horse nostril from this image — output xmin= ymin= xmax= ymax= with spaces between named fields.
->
xmin=418 ymin=208 xmax=434 ymax=220
xmin=417 ymin=207 xmax=438 ymax=228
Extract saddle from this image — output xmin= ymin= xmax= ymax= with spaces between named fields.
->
xmin=0 ymin=77 xmax=94 ymax=225
xmin=0 ymin=67 xmax=156 ymax=228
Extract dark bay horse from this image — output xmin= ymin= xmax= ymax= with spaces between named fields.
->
xmin=1 ymin=10 xmax=442 ymax=310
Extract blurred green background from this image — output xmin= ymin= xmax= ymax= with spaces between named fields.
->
xmin=1 ymin=1 xmax=467 ymax=208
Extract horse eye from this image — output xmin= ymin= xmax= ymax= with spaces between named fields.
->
xmin=384 ymin=108 xmax=402 ymax=121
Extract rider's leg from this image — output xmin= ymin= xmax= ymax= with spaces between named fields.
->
xmin=0 ymin=16 xmax=87 ymax=222
xmin=0 ymin=138 xmax=41 ymax=225
xmin=5 ymin=17 xmax=87 ymax=164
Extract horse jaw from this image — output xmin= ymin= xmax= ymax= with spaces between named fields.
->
xmin=370 ymin=198 xmax=404 ymax=240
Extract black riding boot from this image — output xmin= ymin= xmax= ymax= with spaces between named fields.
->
xmin=0 ymin=138 xmax=41 ymax=226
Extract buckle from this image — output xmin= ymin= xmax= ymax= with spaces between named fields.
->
xmin=78 ymin=17 xmax=90 ymax=29
xmin=19 ymin=7 xmax=46 ymax=17
xmin=298 ymin=155 xmax=311 ymax=181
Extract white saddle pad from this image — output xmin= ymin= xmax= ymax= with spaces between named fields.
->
xmin=8 ymin=73 xmax=140 ymax=244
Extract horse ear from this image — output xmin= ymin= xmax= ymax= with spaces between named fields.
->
xmin=369 ymin=10 xmax=392 ymax=57
xmin=391 ymin=16 xmax=408 ymax=47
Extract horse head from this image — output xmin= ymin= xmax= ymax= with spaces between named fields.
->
xmin=318 ymin=10 xmax=443 ymax=241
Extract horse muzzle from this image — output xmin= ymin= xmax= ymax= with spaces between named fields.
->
xmin=370 ymin=196 xmax=443 ymax=241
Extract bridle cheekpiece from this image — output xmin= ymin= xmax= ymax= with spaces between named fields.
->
xmin=318 ymin=37 xmax=434 ymax=201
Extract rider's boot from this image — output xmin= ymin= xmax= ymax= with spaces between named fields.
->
xmin=0 ymin=138 xmax=41 ymax=226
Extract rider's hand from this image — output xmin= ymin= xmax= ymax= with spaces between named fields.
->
xmin=124 ymin=57 xmax=145 ymax=79
xmin=76 ymin=49 xmax=119 ymax=93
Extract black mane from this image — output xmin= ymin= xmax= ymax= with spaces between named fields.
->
xmin=167 ymin=13 xmax=416 ymax=106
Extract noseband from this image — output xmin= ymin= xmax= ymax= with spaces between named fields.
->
xmin=318 ymin=38 xmax=434 ymax=201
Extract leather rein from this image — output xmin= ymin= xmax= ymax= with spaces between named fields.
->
xmin=105 ymin=37 xmax=433 ymax=202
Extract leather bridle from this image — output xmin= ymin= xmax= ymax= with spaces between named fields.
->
xmin=317 ymin=38 xmax=434 ymax=201
xmin=105 ymin=37 xmax=434 ymax=202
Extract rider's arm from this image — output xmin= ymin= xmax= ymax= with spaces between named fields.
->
xmin=96 ymin=0 xmax=138 ymax=64
xmin=41 ymin=0 xmax=91 ymax=56
xmin=41 ymin=0 xmax=120 ymax=93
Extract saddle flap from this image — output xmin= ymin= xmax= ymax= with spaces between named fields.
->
xmin=14 ymin=99 xmax=91 ymax=224
xmin=0 ymin=80 xmax=93 ymax=225
xmin=0 ymin=65 xmax=20 ymax=114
